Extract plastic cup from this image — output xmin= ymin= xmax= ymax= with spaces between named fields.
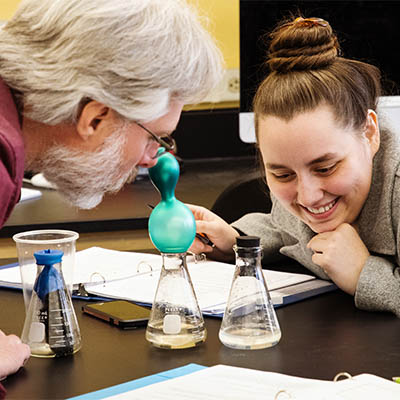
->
xmin=13 ymin=230 xmax=79 ymax=311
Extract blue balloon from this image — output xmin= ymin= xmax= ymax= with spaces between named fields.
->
xmin=33 ymin=249 xmax=65 ymax=301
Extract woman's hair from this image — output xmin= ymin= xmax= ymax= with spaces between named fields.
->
xmin=0 ymin=0 xmax=223 ymax=124
xmin=253 ymin=16 xmax=382 ymax=135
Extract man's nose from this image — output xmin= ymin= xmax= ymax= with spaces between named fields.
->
xmin=137 ymin=148 xmax=159 ymax=169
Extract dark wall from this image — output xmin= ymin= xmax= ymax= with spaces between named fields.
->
xmin=173 ymin=108 xmax=255 ymax=160
xmin=240 ymin=0 xmax=400 ymax=113
xmin=175 ymin=1 xmax=400 ymax=160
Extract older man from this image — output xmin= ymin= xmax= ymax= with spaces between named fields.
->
xmin=0 ymin=0 xmax=222 ymax=382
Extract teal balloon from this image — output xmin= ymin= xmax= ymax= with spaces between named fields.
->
xmin=148 ymin=150 xmax=196 ymax=253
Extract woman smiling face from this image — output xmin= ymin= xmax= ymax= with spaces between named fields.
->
xmin=258 ymin=104 xmax=380 ymax=233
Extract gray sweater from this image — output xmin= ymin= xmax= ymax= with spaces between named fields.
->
xmin=233 ymin=128 xmax=400 ymax=317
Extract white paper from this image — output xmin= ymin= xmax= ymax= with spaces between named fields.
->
xmin=101 ymin=365 xmax=400 ymax=400
xmin=0 ymin=247 xmax=317 ymax=311
xmin=74 ymin=247 xmax=162 ymax=285
xmin=104 ymin=365 xmax=332 ymax=400
xmin=19 ymin=187 xmax=42 ymax=202
xmin=0 ymin=266 xmax=21 ymax=287
xmin=327 ymin=374 xmax=400 ymax=399
xmin=84 ymin=249 xmax=315 ymax=311
xmin=0 ymin=247 xmax=162 ymax=288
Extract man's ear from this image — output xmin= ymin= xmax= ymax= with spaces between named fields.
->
xmin=365 ymin=109 xmax=380 ymax=156
xmin=76 ymin=100 xmax=111 ymax=140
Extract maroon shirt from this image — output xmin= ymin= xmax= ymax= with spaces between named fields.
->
xmin=0 ymin=80 xmax=25 ymax=390
xmin=0 ymin=78 xmax=24 ymax=229
xmin=0 ymin=382 xmax=5 ymax=399
xmin=0 ymin=381 xmax=5 ymax=399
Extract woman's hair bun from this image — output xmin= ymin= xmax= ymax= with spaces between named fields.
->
xmin=267 ymin=16 xmax=340 ymax=73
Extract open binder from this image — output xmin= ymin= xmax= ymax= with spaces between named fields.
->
xmin=0 ymin=247 xmax=336 ymax=316
xmin=68 ymin=364 xmax=400 ymax=399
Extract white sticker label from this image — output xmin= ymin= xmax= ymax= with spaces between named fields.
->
xmin=29 ymin=322 xmax=46 ymax=342
xmin=163 ymin=314 xmax=181 ymax=334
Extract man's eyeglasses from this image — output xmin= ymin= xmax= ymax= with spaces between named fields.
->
xmin=136 ymin=122 xmax=176 ymax=153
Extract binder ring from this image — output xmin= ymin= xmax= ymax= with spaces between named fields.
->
xmin=137 ymin=261 xmax=153 ymax=276
xmin=274 ymin=389 xmax=292 ymax=399
xmin=333 ymin=372 xmax=352 ymax=381
xmin=188 ymin=252 xmax=206 ymax=263
xmin=90 ymin=272 xmax=106 ymax=285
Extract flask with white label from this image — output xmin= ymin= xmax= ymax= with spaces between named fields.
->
xmin=21 ymin=249 xmax=82 ymax=357
xmin=145 ymin=252 xmax=206 ymax=349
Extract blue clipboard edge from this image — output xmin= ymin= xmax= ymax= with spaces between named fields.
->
xmin=67 ymin=363 xmax=207 ymax=399
xmin=278 ymin=280 xmax=337 ymax=307
xmin=0 ymin=262 xmax=18 ymax=270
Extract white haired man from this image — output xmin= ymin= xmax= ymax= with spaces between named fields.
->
xmin=0 ymin=0 xmax=222 ymax=382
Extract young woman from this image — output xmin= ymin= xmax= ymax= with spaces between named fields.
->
xmin=189 ymin=16 xmax=400 ymax=317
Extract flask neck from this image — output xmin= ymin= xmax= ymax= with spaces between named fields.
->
xmin=37 ymin=262 xmax=62 ymax=271
xmin=233 ymin=246 xmax=262 ymax=267
xmin=160 ymin=252 xmax=187 ymax=270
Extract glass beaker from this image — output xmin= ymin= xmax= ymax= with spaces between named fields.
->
xmin=21 ymin=249 xmax=82 ymax=358
xmin=13 ymin=229 xmax=79 ymax=311
xmin=219 ymin=236 xmax=281 ymax=350
xmin=145 ymin=253 xmax=206 ymax=349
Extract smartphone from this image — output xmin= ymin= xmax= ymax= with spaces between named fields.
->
xmin=82 ymin=300 xmax=151 ymax=329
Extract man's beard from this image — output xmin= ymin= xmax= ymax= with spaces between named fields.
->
xmin=31 ymin=126 xmax=138 ymax=209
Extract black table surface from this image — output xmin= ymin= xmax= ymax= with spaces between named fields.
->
xmin=1 ymin=288 xmax=400 ymax=399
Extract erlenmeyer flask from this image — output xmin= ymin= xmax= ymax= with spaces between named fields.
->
xmin=21 ymin=249 xmax=82 ymax=357
xmin=219 ymin=236 xmax=281 ymax=350
xmin=145 ymin=253 xmax=206 ymax=349
xmin=146 ymin=149 xmax=206 ymax=349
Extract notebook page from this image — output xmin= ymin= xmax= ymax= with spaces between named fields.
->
xmin=86 ymin=256 xmax=315 ymax=311
xmin=103 ymin=365 xmax=333 ymax=400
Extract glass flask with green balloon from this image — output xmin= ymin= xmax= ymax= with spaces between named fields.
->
xmin=146 ymin=149 xmax=206 ymax=349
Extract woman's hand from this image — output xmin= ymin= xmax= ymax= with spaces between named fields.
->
xmin=187 ymin=204 xmax=239 ymax=262
xmin=307 ymin=223 xmax=369 ymax=295
xmin=0 ymin=330 xmax=30 ymax=380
